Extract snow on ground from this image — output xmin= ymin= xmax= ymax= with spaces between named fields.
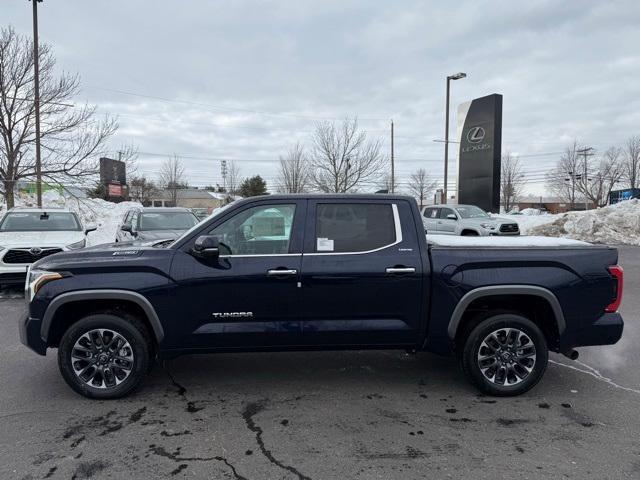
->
xmin=505 ymin=199 xmax=640 ymax=245
xmin=427 ymin=234 xmax=589 ymax=247
xmin=0 ymin=190 xmax=142 ymax=246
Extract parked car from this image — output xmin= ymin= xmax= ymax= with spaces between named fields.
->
xmin=422 ymin=204 xmax=520 ymax=236
xmin=115 ymin=207 xmax=199 ymax=243
xmin=0 ymin=207 xmax=95 ymax=287
xmin=21 ymin=195 xmax=623 ymax=399
xmin=190 ymin=208 xmax=210 ymax=221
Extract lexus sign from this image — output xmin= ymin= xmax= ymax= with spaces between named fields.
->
xmin=456 ymin=94 xmax=503 ymax=212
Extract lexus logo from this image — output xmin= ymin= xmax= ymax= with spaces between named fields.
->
xmin=466 ymin=126 xmax=486 ymax=144
xmin=29 ymin=247 xmax=43 ymax=255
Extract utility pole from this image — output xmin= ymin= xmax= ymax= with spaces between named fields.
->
xmin=577 ymin=147 xmax=595 ymax=210
xmin=390 ymin=119 xmax=395 ymax=193
xmin=31 ymin=0 xmax=44 ymax=207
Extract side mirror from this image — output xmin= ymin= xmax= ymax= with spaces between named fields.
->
xmin=447 ymin=214 xmax=457 ymax=220
xmin=193 ymin=235 xmax=220 ymax=259
xmin=121 ymin=224 xmax=132 ymax=233
xmin=85 ymin=224 xmax=97 ymax=234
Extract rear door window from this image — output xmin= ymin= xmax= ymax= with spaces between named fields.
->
xmin=315 ymin=203 xmax=396 ymax=253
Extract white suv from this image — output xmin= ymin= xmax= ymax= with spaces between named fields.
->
xmin=0 ymin=208 xmax=96 ymax=287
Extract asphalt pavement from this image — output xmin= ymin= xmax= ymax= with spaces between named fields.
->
xmin=0 ymin=246 xmax=639 ymax=479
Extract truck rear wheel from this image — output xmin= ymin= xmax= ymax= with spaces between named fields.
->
xmin=58 ymin=313 xmax=151 ymax=399
xmin=461 ymin=314 xmax=548 ymax=396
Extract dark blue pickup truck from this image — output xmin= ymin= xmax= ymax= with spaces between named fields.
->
xmin=20 ymin=195 xmax=624 ymax=399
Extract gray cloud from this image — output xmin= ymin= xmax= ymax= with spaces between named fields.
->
xmin=4 ymin=0 xmax=640 ymax=192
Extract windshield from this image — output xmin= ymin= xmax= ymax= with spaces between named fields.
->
xmin=138 ymin=212 xmax=198 ymax=231
xmin=456 ymin=205 xmax=490 ymax=219
xmin=0 ymin=211 xmax=81 ymax=231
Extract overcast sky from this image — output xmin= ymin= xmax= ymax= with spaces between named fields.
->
xmin=5 ymin=0 xmax=640 ymax=195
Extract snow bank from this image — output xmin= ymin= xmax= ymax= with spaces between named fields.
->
xmin=427 ymin=234 xmax=589 ymax=247
xmin=0 ymin=190 xmax=142 ymax=246
xmin=505 ymin=199 xmax=640 ymax=245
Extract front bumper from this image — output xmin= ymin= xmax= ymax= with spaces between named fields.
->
xmin=19 ymin=312 xmax=47 ymax=356
xmin=0 ymin=271 xmax=28 ymax=286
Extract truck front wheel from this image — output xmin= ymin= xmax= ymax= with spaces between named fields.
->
xmin=58 ymin=313 xmax=151 ymax=399
xmin=461 ymin=314 xmax=548 ymax=396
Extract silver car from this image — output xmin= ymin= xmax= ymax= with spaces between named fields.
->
xmin=421 ymin=204 xmax=519 ymax=236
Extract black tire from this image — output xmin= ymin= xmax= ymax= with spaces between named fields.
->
xmin=461 ymin=230 xmax=479 ymax=236
xmin=58 ymin=313 xmax=151 ymax=399
xmin=461 ymin=313 xmax=548 ymax=396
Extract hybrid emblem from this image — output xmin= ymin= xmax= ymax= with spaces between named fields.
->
xmin=466 ymin=126 xmax=485 ymax=143
xmin=212 ymin=312 xmax=253 ymax=318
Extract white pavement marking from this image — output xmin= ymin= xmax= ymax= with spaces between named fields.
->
xmin=549 ymin=359 xmax=640 ymax=396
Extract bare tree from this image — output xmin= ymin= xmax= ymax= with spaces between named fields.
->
xmin=116 ymin=142 xmax=139 ymax=176
xmin=623 ymin=135 xmax=640 ymax=189
xmin=0 ymin=26 xmax=117 ymax=208
xmin=309 ymin=117 xmax=386 ymax=193
xmin=407 ymin=168 xmax=438 ymax=209
xmin=546 ymin=141 xmax=581 ymax=208
xmin=377 ymin=173 xmax=400 ymax=193
xmin=575 ymin=147 xmax=624 ymax=207
xmin=225 ymin=160 xmax=241 ymax=200
xmin=158 ymin=155 xmax=185 ymax=206
xmin=128 ymin=175 xmax=158 ymax=206
xmin=500 ymin=153 xmax=525 ymax=212
xmin=276 ymin=142 xmax=310 ymax=193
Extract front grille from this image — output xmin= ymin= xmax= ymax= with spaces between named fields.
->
xmin=499 ymin=223 xmax=519 ymax=233
xmin=2 ymin=248 xmax=63 ymax=264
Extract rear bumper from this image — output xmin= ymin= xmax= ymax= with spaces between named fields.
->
xmin=568 ymin=312 xmax=624 ymax=348
xmin=19 ymin=312 xmax=47 ymax=356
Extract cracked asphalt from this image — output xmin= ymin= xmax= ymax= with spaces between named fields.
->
xmin=1 ymin=246 xmax=639 ymax=479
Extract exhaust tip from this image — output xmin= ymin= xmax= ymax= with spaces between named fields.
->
xmin=562 ymin=349 xmax=579 ymax=361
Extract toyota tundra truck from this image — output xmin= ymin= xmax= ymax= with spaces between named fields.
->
xmin=19 ymin=194 xmax=624 ymax=399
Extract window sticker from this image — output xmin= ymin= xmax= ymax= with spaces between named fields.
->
xmin=316 ymin=237 xmax=334 ymax=251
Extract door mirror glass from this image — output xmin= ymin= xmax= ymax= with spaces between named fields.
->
xmin=446 ymin=214 xmax=457 ymax=220
xmin=193 ymin=235 xmax=220 ymax=258
xmin=85 ymin=224 xmax=97 ymax=234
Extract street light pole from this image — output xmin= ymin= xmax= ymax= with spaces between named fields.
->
xmin=31 ymin=0 xmax=44 ymax=207
xmin=443 ymin=72 xmax=466 ymax=204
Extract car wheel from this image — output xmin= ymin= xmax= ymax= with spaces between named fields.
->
xmin=461 ymin=314 xmax=548 ymax=396
xmin=461 ymin=230 xmax=479 ymax=236
xmin=58 ymin=313 xmax=151 ymax=399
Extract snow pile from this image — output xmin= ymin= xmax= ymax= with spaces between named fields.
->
xmin=1 ymin=190 xmax=142 ymax=246
xmin=519 ymin=208 xmax=543 ymax=216
xmin=427 ymin=234 xmax=589 ymax=247
xmin=507 ymin=199 xmax=640 ymax=245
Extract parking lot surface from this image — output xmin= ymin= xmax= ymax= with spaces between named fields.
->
xmin=1 ymin=246 xmax=639 ymax=479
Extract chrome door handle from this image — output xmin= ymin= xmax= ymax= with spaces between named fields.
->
xmin=385 ymin=267 xmax=416 ymax=274
xmin=267 ymin=269 xmax=298 ymax=276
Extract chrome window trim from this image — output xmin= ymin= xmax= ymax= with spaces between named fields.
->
xmin=305 ymin=203 xmax=402 ymax=256
xmin=219 ymin=253 xmax=302 ymax=258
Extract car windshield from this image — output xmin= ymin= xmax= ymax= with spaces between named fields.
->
xmin=138 ymin=212 xmax=198 ymax=231
xmin=0 ymin=211 xmax=81 ymax=231
xmin=456 ymin=205 xmax=490 ymax=219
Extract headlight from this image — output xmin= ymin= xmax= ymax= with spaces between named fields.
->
xmin=480 ymin=223 xmax=497 ymax=230
xmin=26 ymin=269 xmax=63 ymax=302
xmin=66 ymin=239 xmax=86 ymax=250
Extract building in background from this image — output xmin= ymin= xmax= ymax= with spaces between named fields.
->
xmin=149 ymin=188 xmax=235 ymax=212
xmin=516 ymin=196 xmax=595 ymax=214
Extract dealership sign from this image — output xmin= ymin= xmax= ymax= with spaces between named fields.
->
xmin=456 ymin=94 xmax=503 ymax=212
